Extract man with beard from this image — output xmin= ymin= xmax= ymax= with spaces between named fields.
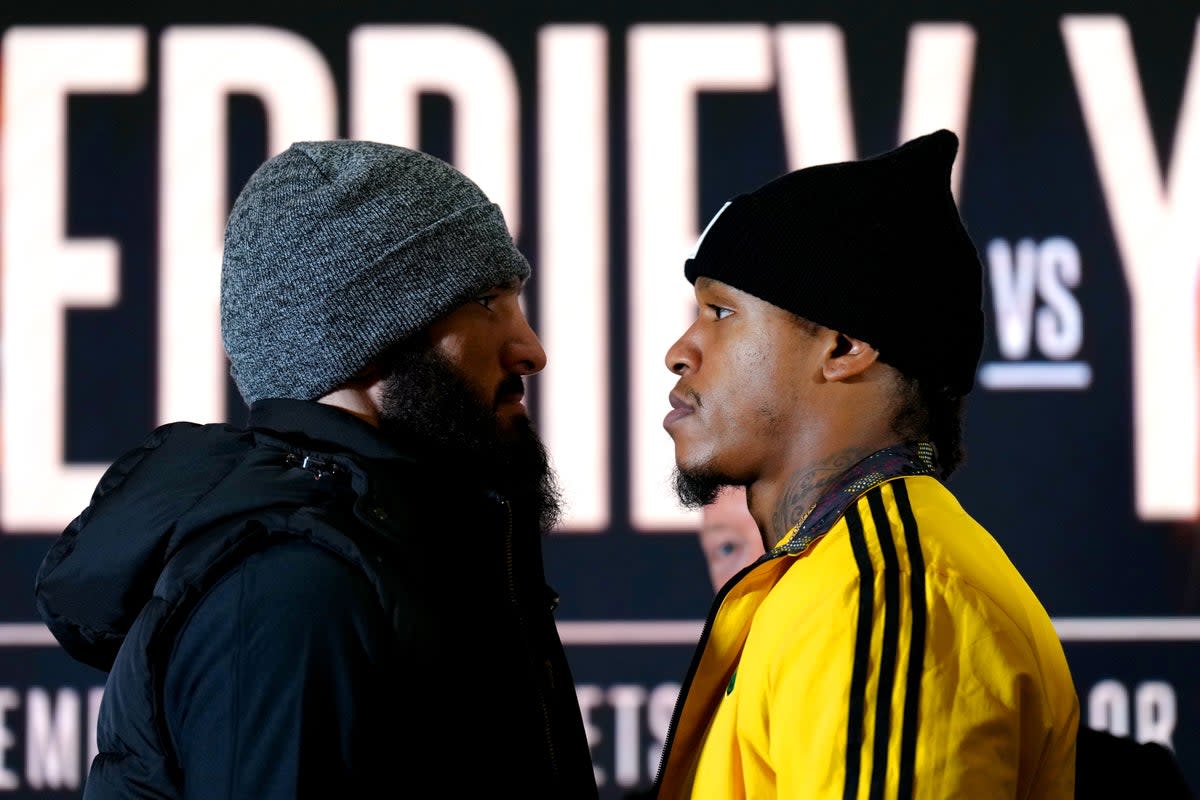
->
xmin=653 ymin=130 xmax=1078 ymax=798
xmin=35 ymin=141 xmax=598 ymax=799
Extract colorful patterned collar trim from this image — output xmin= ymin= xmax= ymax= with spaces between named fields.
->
xmin=772 ymin=442 xmax=940 ymax=556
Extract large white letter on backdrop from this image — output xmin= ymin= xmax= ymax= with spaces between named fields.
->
xmin=627 ymin=24 xmax=774 ymax=531
xmin=1063 ymin=16 xmax=1200 ymax=520
xmin=898 ymin=23 xmax=976 ymax=197
xmin=776 ymin=22 xmax=975 ymax=186
xmin=0 ymin=27 xmax=145 ymax=533
xmin=538 ymin=25 xmax=610 ymax=532
xmin=349 ymin=25 xmax=520 ymax=233
xmin=159 ymin=26 xmax=337 ymax=426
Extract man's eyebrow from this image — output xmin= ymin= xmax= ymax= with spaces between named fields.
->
xmin=495 ymin=276 xmax=523 ymax=291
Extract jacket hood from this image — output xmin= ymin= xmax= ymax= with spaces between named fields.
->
xmin=34 ymin=421 xmax=319 ymax=671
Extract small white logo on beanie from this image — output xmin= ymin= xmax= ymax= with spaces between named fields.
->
xmin=688 ymin=201 xmax=732 ymax=259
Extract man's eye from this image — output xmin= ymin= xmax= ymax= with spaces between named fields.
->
xmin=475 ymin=294 xmax=498 ymax=311
xmin=716 ymin=541 xmax=739 ymax=558
xmin=710 ymin=305 xmax=733 ymax=320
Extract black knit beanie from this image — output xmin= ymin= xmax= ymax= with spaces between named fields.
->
xmin=684 ymin=129 xmax=984 ymax=395
xmin=221 ymin=140 xmax=531 ymax=405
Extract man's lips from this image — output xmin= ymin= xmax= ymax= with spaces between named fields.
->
xmin=495 ymin=377 xmax=527 ymax=411
xmin=497 ymin=391 xmax=525 ymax=407
xmin=663 ymin=391 xmax=695 ymax=429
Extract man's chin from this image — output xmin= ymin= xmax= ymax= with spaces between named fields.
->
xmin=672 ymin=465 xmax=731 ymax=509
xmin=494 ymin=407 xmax=534 ymax=440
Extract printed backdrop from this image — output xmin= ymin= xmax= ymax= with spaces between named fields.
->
xmin=0 ymin=1 xmax=1197 ymax=796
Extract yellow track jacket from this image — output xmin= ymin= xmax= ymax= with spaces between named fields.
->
xmin=655 ymin=444 xmax=1079 ymax=799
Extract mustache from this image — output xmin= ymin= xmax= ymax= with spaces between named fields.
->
xmin=496 ymin=374 xmax=526 ymax=405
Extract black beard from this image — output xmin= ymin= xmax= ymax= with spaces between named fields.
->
xmin=672 ymin=464 xmax=732 ymax=509
xmin=375 ymin=342 xmax=563 ymax=533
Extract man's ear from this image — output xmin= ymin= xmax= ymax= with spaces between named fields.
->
xmin=821 ymin=332 xmax=880 ymax=382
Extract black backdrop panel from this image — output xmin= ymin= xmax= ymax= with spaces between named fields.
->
xmin=0 ymin=2 xmax=1197 ymax=796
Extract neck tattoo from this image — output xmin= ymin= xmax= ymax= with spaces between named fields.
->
xmin=769 ymin=445 xmax=874 ymax=546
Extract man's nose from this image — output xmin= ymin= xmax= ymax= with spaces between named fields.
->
xmin=665 ymin=329 xmax=698 ymax=375
xmin=507 ymin=312 xmax=548 ymax=375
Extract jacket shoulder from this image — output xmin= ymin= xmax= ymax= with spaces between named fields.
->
xmin=36 ymin=422 xmax=257 ymax=670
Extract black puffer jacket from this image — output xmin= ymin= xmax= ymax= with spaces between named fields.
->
xmin=35 ymin=399 xmax=598 ymax=799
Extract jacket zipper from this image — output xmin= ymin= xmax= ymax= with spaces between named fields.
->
xmin=652 ymin=497 xmax=854 ymax=792
xmin=500 ymin=497 xmax=560 ymax=776
xmin=650 ymin=568 xmax=735 ymax=791
xmin=652 ymin=546 xmax=796 ymax=792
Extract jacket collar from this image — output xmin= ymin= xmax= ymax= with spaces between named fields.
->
xmin=774 ymin=441 xmax=940 ymax=556
xmin=246 ymin=398 xmax=407 ymax=461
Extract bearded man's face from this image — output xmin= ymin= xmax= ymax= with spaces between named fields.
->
xmin=375 ymin=283 xmax=561 ymax=532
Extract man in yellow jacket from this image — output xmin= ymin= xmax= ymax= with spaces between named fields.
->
xmin=655 ymin=129 xmax=1079 ymax=799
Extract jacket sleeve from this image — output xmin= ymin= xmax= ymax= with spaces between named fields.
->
xmin=163 ymin=539 xmax=401 ymax=798
xmin=764 ymin=575 xmax=1072 ymax=799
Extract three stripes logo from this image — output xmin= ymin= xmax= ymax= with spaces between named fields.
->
xmin=843 ymin=481 xmax=925 ymax=800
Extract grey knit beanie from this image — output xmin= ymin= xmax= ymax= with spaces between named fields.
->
xmin=221 ymin=140 xmax=531 ymax=405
